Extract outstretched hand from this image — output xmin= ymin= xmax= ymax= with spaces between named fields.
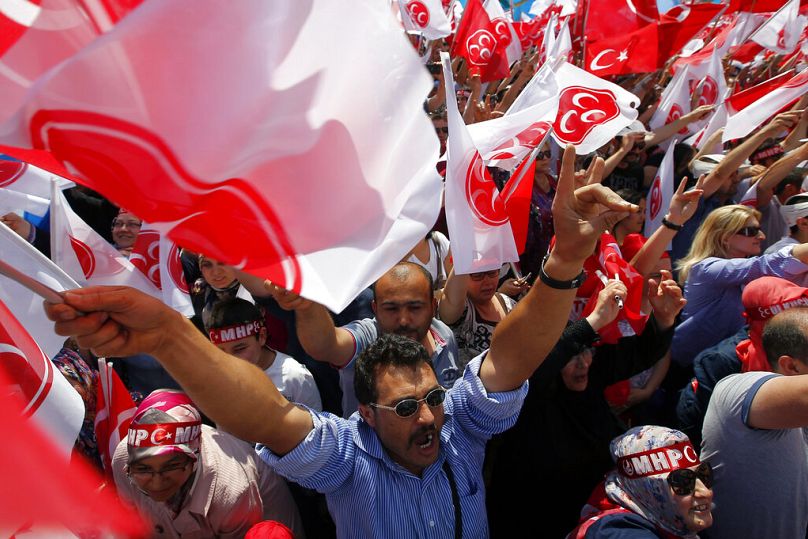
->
xmin=44 ymin=286 xmax=182 ymax=359
xmin=647 ymin=269 xmax=686 ymax=330
xmin=551 ymin=145 xmax=639 ymax=264
xmin=666 ymin=174 xmax=705 ymax=226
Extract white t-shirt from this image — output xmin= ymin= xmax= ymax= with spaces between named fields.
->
xmin=264 ymin=351 xmax=322 ymax=411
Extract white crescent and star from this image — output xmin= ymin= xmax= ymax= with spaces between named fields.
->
xmin=590 ymin=49 xmax=629 ymax=71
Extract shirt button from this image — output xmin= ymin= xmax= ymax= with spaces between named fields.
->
xmin=429 ymin=521 xmax=435 ymax=527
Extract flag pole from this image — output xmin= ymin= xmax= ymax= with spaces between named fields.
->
xmin=743 ymin=0 xmax=793 ymax=47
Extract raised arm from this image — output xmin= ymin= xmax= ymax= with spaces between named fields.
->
xmin=479 ymin=145 xmax=639 ymax=392
xmin=645 ymin=105 xmax=714 ymax=148
xmin=437 ymin=268 xmax=469 ymax=325
xmin=751 ymin=141 xmax=808 ymax=208
xmin=44 ymin=287 xmax=313 ymax=454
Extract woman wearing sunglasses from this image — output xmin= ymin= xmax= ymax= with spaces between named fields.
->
xmin=672 ymin=204 xmax=808 ymax=367
xmin=568 ymin=425 xmax=713 ymax=538
xmin=518 ymin=143 xmax=556 ymax=282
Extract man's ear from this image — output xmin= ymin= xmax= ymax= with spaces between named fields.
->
xmin=358 ymin=404 xmax=376 ymax=428
xmin=778 ymin=355 xmax=801 ymax=375
xmin=371 ymin=300 xmax=377 ymax=316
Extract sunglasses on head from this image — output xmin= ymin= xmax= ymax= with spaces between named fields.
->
xmin=536 ymin=150 xmax=551 ymax=159
xmin=470 ymin=270 xmax=499 ymax=281
xmin=370 ymin=387 xmax=446 ymax=418
xmin=736 ymin=226 xmax=762 ymax=237
xmin=667 ymin=462 xmax=713 ymax=496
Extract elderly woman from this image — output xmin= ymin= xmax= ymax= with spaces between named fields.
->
xmin=672 ymin=205 xmax=808 ymax=367
xmin=569 ymin=425 xmax=713 ymax=538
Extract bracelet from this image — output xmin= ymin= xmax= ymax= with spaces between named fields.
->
xmin=661 ymin=217 xmax=683 ymax=231
xmin=539 ymin=254 xmax=586 ymax=290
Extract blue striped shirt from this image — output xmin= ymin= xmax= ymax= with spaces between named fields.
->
xmin=257 ymin=353 xmax=527 ymax=538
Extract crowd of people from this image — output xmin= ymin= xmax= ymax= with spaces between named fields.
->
xmin=3 ymin=9 xmax=808 ymax=539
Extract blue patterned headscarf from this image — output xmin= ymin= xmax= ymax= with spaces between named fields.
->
xmin=604 ymin=425 xmax=702 ymax=538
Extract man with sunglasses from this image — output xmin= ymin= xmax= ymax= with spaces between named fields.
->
xmin=45 ymin=145 xmax=639 ymax=538
xmin=112 ymin=389 xmax=303 ymax=538
xmin=701 ymin=307 xmax=808 ymax=539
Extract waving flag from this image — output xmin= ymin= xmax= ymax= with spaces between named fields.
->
xmin=452 ymin=0 xmax=510 ymax=82
xmin=644 ymin=140 xmax=676 ymax=240
xmin=483 ymin=0 xmax=522 ymax=65
xmin=0 ymin=156 xmax=73 ymax=200
xmin=442 ymin=52 xmax=518 ymax=274
xmin=94 ymin=359 xmax=136 ymax=480
xmin=751 ymin=0 xmax=803 ymax=54
xmin=727 ymin=70 xmax=795 ymax=114
xmin=130 ymin=226 xmax=194 ymax=316
xmin=724 ymin=69 xmax=808 ymax=142
xmin=650 ymin=67 xmax=691 ymax=132
xmin=1 ymin=0 xmax=442 ymax=313
xmin=398 ymin=0 xmax=452 ymax=40
xmin=586 ymin=23 xmax=659 ymax=76
xmin=584 ymin=0 xmax=657 ymax=43
xmin=739 ymin=181 xmax=759 ymax=207
xmin=550 ymin=61 xmax=640 ymax=154
xmin=0 ymin=222 xmax=78 ymax=358
xmin=0 ymin=298 xmax=84 ymax=455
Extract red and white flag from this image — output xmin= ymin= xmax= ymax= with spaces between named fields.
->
xmin=398 ymin=0 xmax=452 ymax=40
xmin=686 ymin=50 xmax=728 ymax=110
xmin=130 ymin=226 xmax=194 ymax=316
xmin=724 ymin=69 xmax=808 ymax=142
xmin=649 ymin=67 xmax=691 ymax=132
xmin=689 ymin=100 xmax=728 ymax=152
xmin=726 ymin=70 xmax=795 ymax=114
xmin=0 ymin=222 xmax=78 ymax=358
xmin=0 ymin=156 xmax=73 ymax=200
xmin=483 ymin=0 xmax=523 ymax=65
xmin=442 ymin=52 xmax=518 ymax=273
xmin=0 ymin=297 xmax=84 ymax=455
xmin=585 ymin=23 xmax=659 ymax=76
xmin=584 ymin=0 xmax=657 ymax=43
xmin=644 ymin=140 xmax=677 ymax=239
xmin=94 ymin=359 xmax=136 ymax=479
xmin=50 ymin=185 xmax=163 ymax=297
xmin=550 ymin=61 xmax=640 ymax=154
xmin=451 ymin=0 xmax=510 ymax=81
xmin=750 ymin=0 xmax=803 ymax=55
xmin=1 ymin=0 xmax=442 ymax=313
xmin=739 ymin=181 xmax=759 ymax=207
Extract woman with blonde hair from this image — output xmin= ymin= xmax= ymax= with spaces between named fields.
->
xmin=672 ymin=204 xmax=808 ymax=367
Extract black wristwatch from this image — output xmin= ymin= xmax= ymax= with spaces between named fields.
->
xmin=539 ymin=253 xmax=586 ymax=290
xmin=661 ymin=216 xmax=683 ymax=231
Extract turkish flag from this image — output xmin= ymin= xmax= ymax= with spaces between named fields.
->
xmin=94 ymin=359 xmax=136 ymax=481
xmin=551 ymin=61 xmax=641 ymax=154
xmin=451 ymin=0 xmax=510 ymax=82
xmin=585 ymin=23 xmax=659 ymax=76
xmin=0 ymin=364 xmax=144 ymax=536
xmin=724 ymin=68 xmax=808 ymax=141
xmin=657 ymin=3 xmax=725 ymax=62
xmin=584 ymin=0 xmax=658 ymax=43
xmin=0 ymin=0 xmax=443 ymax=314
xmin=441 ymin=52 xmax=518 ymax=274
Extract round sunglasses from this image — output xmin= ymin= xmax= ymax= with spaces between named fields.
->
xmin=370 ymin=387 xmax=447 ymax=418
xmin=667 ymin=462 xmax=713 ymax=496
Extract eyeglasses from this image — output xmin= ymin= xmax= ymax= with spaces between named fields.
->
xmin=128 ymin=459 xmax=192 ymax=480
xmin=735 ymin=226 xmax=762 ymax=237
xmin=370 ymin=387 xmax=446 ymax=418
xmin=667 ymin=462 xmax=713 ymax=496
xmin=470 ymin=270 xmax=499 ymax=281
xmin=536 ymin=151 xmax=551 ymax=159
xmin=434 ymin=126 xmax=449 ymax=134
xmin=112 ymin=220 xmax=143 ymax=230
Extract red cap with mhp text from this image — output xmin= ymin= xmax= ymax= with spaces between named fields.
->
xmin=208 ymin=321 xmax=263 ymax=344
xmin=617 ymin=440 xmax=700 ymax=479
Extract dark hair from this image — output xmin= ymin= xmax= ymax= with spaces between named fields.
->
xmin=774 ymin=172 xmax=804 ymax=196
xmin=372 ymin=262 xmax=434 ymax=301
xmin=614 ymin=188 xmax=644 ymax=206
xmin=354 ymin=334 xmax=432 ymax=405
xmin=206 ymin=298 xmax=262 ymax=332
xmin=762 ymin=308 xmax=808 ymax=368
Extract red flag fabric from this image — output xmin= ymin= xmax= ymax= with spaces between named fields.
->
xmin=513 ymin=18 xmax=545 ymax=50
xmin=451 ymin=0 xmax=510 ymax=82
xmin=657 ymin=3 xmax=725 ymax=61
xmin=728 ymin=0 xmax=795 ymax=14
xmin=730 ymin=40 xmax=765 ymax=63
xmin=584 ymin=0 xmax=657 ymax=43
xmin=585 ymin=23 xmax=659 ymax=76
xmin=727 ymin=70 xmax=795 ymax=113
xmin=580 ymin=234 xmax=647 ymax=344
xmin=94 ymin=360 xmax=137 ymax=480
xmin=501 ymin=153 xmax=538 ymax=254
xmin=0 ymin=365 xmax=145 ymax=536
xmin=0 ymin=0 xmax=443 ymax=314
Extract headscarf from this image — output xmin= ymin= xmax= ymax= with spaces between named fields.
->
xmin=736 ymin=276 xmax=808 ymax=372
xmin=604 ymin=425 xmax=702 ymax=538
xmin=126 ymin=389 xmax=201 ymax=464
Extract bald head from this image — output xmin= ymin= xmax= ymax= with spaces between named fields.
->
xmin=762 ymin=308 xmax=808 ymax=372
xmin=374 ymin=262 xmax=434 ymax=302
xmin=372 ymin=262 xmax=435 ymax=345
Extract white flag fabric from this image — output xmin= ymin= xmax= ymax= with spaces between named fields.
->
xmin=685 ymin=51 xmax=727 ymax=111
xmin=751 ymin=0 xmax=802 ymax=55
xmin=723 ymin=69 xmax=808 ymax=142
xmin=0 ymin=296 xmax=84 ymax=456
xmin=0 ymin=222 xmax=78 ymax=359
xmin=398 ymin=0 xmax=452 ymax=40
xmin=739 ymin=181 xmax=759 ymax=207
xmin=550 ymin=61 xmax=640 ymax=154
xmin=650 ymin=68 xmax=691 ymax=132
xmin=0 ymin=0 xmax=442 ymax=313
xmin=644 ymin=140 xmax=676 ymax=240
xmin=50 ymin=185 xmax=162 ymax=297
xmin=442 ymin=52 xmax=518 ymax=274
xmin=129 ymin=225 xmax=195 ymax=316
xmin=0 ymin=188 xmax=49 ymax=223
xmin=483 ymin=0 xmax=522 ymax=65
xmin=0 ymin=157 xmax=74 ymax=200
xmin=691 ymin=99 xmax=728 ymax=152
